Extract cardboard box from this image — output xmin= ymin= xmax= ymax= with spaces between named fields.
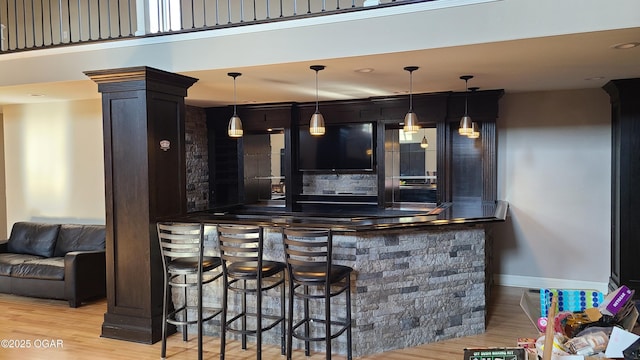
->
xmin=599 ymin=285 xmax=634 ymax=316
xmin=463 ymin=347 xmax=527 ymax=360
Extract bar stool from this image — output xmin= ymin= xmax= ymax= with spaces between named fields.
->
xmin=157 ymin=222 xmax=223 ymax=360
xmin=217 ymin=224 xmax=286 ymax=360
xmin=283 ymin=228 xmax=353 ymax=360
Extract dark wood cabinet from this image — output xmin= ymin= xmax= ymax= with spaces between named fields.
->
xmin=604 ymin=78 xmax=640 ymax=295
xmin=206 ymin=91 xmax=503 ymax=210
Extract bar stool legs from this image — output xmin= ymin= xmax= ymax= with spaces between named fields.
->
xmin=217 ymin=224 xmax=286 ymax=360
xmin=283 ymin=228 xmax=353 ymax=360
xmin=157 ymin=222 xmax=223 ymax=360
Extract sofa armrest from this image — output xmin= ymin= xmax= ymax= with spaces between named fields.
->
xmin=0 ymin=239 xmax=7 ymax=253
xmin=64 ymin=250 xmax=106 ymax=307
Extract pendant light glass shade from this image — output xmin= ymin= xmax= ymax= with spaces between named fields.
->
xmin=458 ymin=75 xmax=474 ymax=136
xmin=227 ymin=72 xmax=243 ymax=138
xmin=467 ymin=122 xmax=480 ymax=139
xmin=420 ymin=135 xmax=429 ymax=149
xmin=458 ymin=115 xmax=473 ymax=135
xmin=310 ymin=65 xmax=326 ymax=136
xmin=310 ymin=112 xmax=325 ymax=136
xmin=403 ymin=66 xmax=420 ymax=134
xmin=228 ymin=114 xmax=243 ymax=137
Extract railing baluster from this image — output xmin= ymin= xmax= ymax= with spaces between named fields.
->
xmin=30 ymin=0 xmax=36 ymax=46
xmin=57 ymin=0 xmax=62 ymax=44
xmin=107 ymin=0 xmax=112 ymax=38
xmin=252 ymin=0 xmax=256 ymax=21
xmin=16 ymin=0 xmax=22 ymax=48
xmin=97 ymin=0 xmax=102 ymax=39
xmin=39 ymin=0 xmax=45 ymax=45
xmin=116 ymin=0 xmax=122 ymax=37
xmin=66 ymin=0 xmax=71 ymax=42
xmin=87 ymin=0 xmax=91 ymax=40
xmin=215 ymin=0 xmax=219 ymax=25
xmin=189 ymin=0 xmax=195 ymax=29
xmin=47 ymin=0 xmax=52 ymax=44
xmin=127 ymin=0 xmax=132 ymax=35
xmin=77 ymin=0 xmax=82 ymax=41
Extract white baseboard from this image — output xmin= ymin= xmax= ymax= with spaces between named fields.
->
xmin=494 ymin=274 xmax=609 ymax=294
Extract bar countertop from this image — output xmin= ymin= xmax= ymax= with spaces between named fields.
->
xmin=174 ymin=200 xmax=508 ymax=232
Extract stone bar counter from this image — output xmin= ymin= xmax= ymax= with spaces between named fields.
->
xmin=174 ymin=201 xmax=507 ymax=357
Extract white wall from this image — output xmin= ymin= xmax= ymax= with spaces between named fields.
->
xmin=3 ymin=99 xmax=105 ymax=232
xmin=488 ymin=88 xmax=611 ymax=292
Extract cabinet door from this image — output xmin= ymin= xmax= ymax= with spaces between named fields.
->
xmin=604 ymin=78 xmax=640 ymax=295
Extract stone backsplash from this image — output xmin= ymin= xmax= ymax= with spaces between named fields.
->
xmin=302 ymin=173 xmax=377 ymax=195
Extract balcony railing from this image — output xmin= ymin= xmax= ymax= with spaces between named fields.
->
xmin=0 ymin=0 xmax=431 ymax=53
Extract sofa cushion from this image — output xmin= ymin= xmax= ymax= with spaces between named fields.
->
xmin=11 ymin=257 xmax=65 ymax=280
xmin=7 ymin=222 xmax=60 ymax=258
xmin=53 ymin=224 xmax=105 ymax=257
xmin=0 ymin=253 xmax=43 ymax=276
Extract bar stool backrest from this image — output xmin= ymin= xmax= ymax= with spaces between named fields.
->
xmin=283 ymin=228 xmax=332 ymax=282
xmin=217 ymin=224 xmax=264 ymax=275
xmin=157 ymin=222 xmax=204 ymax=274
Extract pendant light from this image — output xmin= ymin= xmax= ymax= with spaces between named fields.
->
xmin=458 ymin=75 xmax=473 ymax=136
xmin=227 ymin=72 xmax=243 ymax=138
xmin=420 ymin=135 xmax=429 ymax=149
xmin=309 ymin=65 xmax=326 ymax=136
xmin=403 ymin=66 xmax=420 ymax=134
xmin=468 ymin=122 xmax=480 ymax=139
xmin=466 ymin=86 xmax=480 ymax=139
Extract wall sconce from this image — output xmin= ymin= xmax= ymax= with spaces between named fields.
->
xmin=159 ymin=139 xmax=170 ymax=151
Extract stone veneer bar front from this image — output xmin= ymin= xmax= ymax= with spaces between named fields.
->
xmin=179 ymin=221 xmax=488 ymax=357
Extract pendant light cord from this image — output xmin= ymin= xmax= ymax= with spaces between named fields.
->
xmin=409 ymin=70 xmax=414 ymax=112
xmin=233 ymin=76 xmax=238 ymax=116
xmin=315 ymin=69 xmax=319 ymax=113
xmin=460 ymin=75 xmax=473 ymax=116
xmin=464 ymin=79 xmax=468 ymax=115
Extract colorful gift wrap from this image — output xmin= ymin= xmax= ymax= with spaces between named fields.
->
xmin=539 ymin=289 xmax=604 ymax=317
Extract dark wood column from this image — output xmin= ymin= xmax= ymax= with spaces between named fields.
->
xmin=604 ymin=78 xmax=640 ymax=296
xmin=85 ymin=66 xmax=198 ymax=343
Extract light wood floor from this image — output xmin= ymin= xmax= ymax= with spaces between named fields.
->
xmin=0 ymin=286 xmax=540 ymax=359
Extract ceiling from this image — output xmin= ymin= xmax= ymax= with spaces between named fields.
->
xmin=1 ymin=27 xmax=639 ymax=110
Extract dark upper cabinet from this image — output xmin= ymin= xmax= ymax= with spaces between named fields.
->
xmin=236 ymin=103 xmax=293 ymax=132
xmin=205 ymin=90 xmax=503 ymax=210
xmin=604 ymin=78 xmax=640 ymax=296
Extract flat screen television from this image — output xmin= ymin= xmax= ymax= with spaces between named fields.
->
xmin=298 ymin=122 xmax=374 ymax=171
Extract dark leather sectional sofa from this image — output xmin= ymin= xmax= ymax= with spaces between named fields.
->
xmin=0 ymin=221 xmax=106 ymax=307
